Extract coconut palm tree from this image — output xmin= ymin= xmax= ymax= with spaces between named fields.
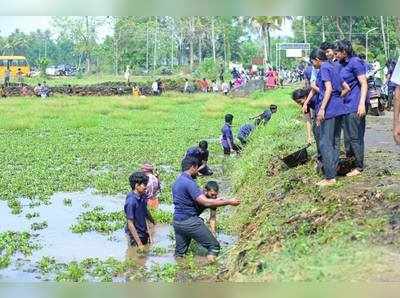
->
xmin=251 ymin=16 xmax=286 ymax=67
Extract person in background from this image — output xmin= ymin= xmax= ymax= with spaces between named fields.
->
xmin=20 ymin=85 xmax=30 ymax=96
xmin=124 ymin=172 xmax=156 ymax=264
xmin=200 ymin=78 xmax=209 ymax=92
xmin=184 ymin=78 xmax=190 ymax=93
xmin=221 ymin=81 xmax=229 ymax=95
xmin=335 ymin=40 xmax=368 ymax=178
xmin=157 ymin=79 xmax=164 ymax=95
xmin=265 ymin=67 xmax=276 ymax=89
xmin=66 ymin=84 xmax=73 ymax=96
xmin=33 ymin=83 xmax=42 ymax=97
xmin=41 ymin=81 xmax=50 ymax=98
xmin=141 ymin=163 xmax=161 ymax=209
xmin=4 ymin=68 xmax=10 ymax=87
xmin=124 ymin=65 xmax=131 ymax=84
xmin=172 ymin=157 xmax=240 ymax=262
xmin=16 ymin=68 xmax=23 ymax=86
xmin=212 ymin=80 xmax=220 ymax=92
xmin=0 ymin=84 xmax=6 ymax=98
xmin=304 ymin=48 xmax=348 ymax=186
xmin=391 ymin=57 xmax=400 ymax=144
xmin=220 ymin=113 xmax=240 ymax=155
xmin=152 ymin=79 xmax=159 ymax=96
xmin=185 ymin=140 xmax=213 ymax=176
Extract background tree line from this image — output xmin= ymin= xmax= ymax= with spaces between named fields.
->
xmin=1 ymin=16 xmax=399 ymax=75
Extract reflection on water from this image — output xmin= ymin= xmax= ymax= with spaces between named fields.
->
xmin=0 ymin=188 xmax=236 ymax=282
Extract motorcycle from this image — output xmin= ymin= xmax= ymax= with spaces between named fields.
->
xmin=367 ymin=72 xmax=385 ymax=116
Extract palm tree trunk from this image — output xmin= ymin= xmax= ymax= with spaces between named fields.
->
xmin=321 ymin=16 xmax=326 ymax=42
xmin=267 ymin=26 xmax=271 ymax=65
xmin=336 ymin=17 xmax=345 ymax=39
xmin=211 ymin=17 xmax=216 ymax=62
xmin=381 ymin=16 xmax=388 ymax=59
xmin=261 ymin=27 xmax=267 ymax=68
xmin=349 ymin=16 xmax=353 ymax=42
xmin=396 ymin=17 xmax=400 ymax=47
xmin=153 ymin=16 xmax=158 ymax=71
xmin=302 ymin=17 xmax=307 ymax=43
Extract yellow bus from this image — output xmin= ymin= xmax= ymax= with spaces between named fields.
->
xmin=0 ymin=56 xmax=30 ymax=78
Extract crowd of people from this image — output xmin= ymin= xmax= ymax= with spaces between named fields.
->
xmin=289 ymin=39 xmax=400 ymax=187
xmin=123 ymin=104 xmax=278 ymax=263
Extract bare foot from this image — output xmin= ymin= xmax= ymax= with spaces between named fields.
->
xmin=316 ymin=179 xmax=336 ymax=187
xmin=346 ymin=169 xmax=362 ymax=177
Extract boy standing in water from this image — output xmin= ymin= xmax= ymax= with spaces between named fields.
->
xmin=124 ymin=172 xmax=155 ymax=257
xmin=220 ymin=113 xmax=241 ymax=155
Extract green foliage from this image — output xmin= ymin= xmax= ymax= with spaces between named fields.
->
xmin=0 ymin=231 xmax=38 ymax=269
xmin=70 ymin=206 xmax=173 ymax=234
xmin=194 ymin=58 xmax=221 ymax=81
xmin=37 ymin=57 xmax=50 ymax=77
xmin=70 ymin=207 xmax=125 ymax=234
xmin=31 ymin=221 xmax=48 ymax=231
xmin=26 ymin=212 xmax=40 ymax=219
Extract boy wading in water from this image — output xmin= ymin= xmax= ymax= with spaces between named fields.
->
xmin=124 ymin=171 xmax=155 ymax=265
xmin=172 ymin=157 xmax=240 ymax=263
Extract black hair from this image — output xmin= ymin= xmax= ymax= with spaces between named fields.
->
xmin=334 ymin=39 xmax=354 ymax=57
xmin=129 ymin=171 xmax=149 ymax=190
xmin=205 ymin=180 xmax=219 ymax=192
xmin=292 ymin=88 xmax=309 ymax=101
xmin=199 ymin=140 xmax=208 ymax=150
xmin=320 ymin=42 xmax=334 ymax=51
xmin=270 ymin=104 xmax=278 ymax=111
xmin=181 ymin=156 xmax=200 ymax=172
xmin=310 ymin=48 xmax=327 ymax=62
xmin=225 ymin=113 xmax=234 ymax=124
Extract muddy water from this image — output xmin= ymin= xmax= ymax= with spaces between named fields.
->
xmin=0 ymin=188 xmax=236 ymax=281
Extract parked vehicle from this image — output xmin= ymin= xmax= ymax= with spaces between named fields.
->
xmin=367 ymin=72 xmax=385 ymax=116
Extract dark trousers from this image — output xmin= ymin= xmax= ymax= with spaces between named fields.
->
xmin=343 ymin=112 xmax=366 ymax=171
xmin=319 ymin=116 xmax=343 ymax=179
xmin=173 ymin=217 xmax=220 ymax=257
xmin=199 ymin=165 xmax=213 ymax=176
xmin=311 ymin=111 xmax=322 ymax=162
xmin=238 ymin=136 xmax=247 ymax=146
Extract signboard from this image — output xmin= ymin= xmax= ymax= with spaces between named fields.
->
xmin=286 ymin=49 xmax=303 ymax=58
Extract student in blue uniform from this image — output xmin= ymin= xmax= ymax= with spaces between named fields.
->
xmin=305 ymin=48 xmax=349 ymax=186
xmin=172 ymin=157 xmax=240 ymax=262
xmin=335 ymin=40 xmax=368 ymax=177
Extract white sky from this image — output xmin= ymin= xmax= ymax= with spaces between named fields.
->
xmin=0 ymin=16 xmax=294 ymax=39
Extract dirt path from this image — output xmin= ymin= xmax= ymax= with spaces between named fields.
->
xmin=365 ymin=112 xmax=400 ymax=169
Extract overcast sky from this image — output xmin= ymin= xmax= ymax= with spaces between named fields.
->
xmin=0 ymin=16 xmax=294 ymax=39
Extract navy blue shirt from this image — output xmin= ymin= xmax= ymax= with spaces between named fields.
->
xmin=186 ymin=146 xmax=209 ymax=163
xmin=304 ymin=65 xmax=313 ymax=82
xmin=237 ymin=123 xmax=255 ymax=140
xmin=221 ymin=123 xmax=234 ymax=149
xmin=172 ymin=172 xmax=203 ymax=221
xmin=340 ymin=56 xmax=366 ymax=113
xmin=124 ymin=191 xmax=149 ymax=240
xmin=316 ymin=61 xmax=348 ymax=119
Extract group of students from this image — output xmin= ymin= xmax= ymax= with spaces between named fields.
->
xmin=184 ymin=78 xmax=230 ymax=95
xmin=220 ymin=105 xmax=278 ymax=154
xmin=123 ymin=105 xmax=280 ymax=262
xmin=291 ymin=40 xmax=369 ymax=186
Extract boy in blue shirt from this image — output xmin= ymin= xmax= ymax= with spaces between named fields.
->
xmin=124 ymin=171 xmax=155 ymax=251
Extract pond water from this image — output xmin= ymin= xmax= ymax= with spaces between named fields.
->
xmin=0 ymin=188 xmax=236 ymax=282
